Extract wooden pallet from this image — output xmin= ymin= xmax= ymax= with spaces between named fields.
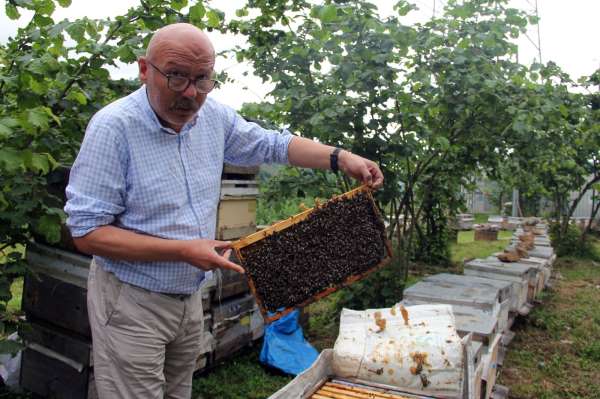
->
xmin=232 ymin=185 xmax=393 ymax=323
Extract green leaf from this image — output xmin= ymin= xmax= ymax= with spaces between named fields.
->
xmin=0 ymin=123 xmax=12 ymax=139
xmin=435 ymin=136 xmax=450 ymax=150
xmin=206 ymin=10 xmax=221 ymax=28
xmin=37 ymin=214 xmax=62 ymax=244
xmin=0 ymin=148 xmax=24 ymax=173
xmin=0 ymin=338 xmax=24 ymax=356
xmin=27 ymin=107 xmax=50 ymax=130
xmin=5 ymin=3 xmax=20 ymax=19
xmin=66 ymin=90 xmax=88 ymax=105
xmin=170 ymin=0 xmax=188 ymax=11
xmin=0 ymin=192 xmax=8 ymax=211
xmin=35 ymin=0 xmax=55 ymax=15
xmin=189 ymin=3 xmax=206 ymax=23
xmin=66 ymin=21 xmax=86 ymax=42
xmin=23 ymin=151 xmax=51 ymax=174
xmin=235 ymin=8 xmax=248 ymax=18
xmin=318 ymin=5 xmax=338 ymax=23
xmin=57 ymin=0 xmax=72 ymax=7
xmin=559 ymin=104 xmax=569 ymax=118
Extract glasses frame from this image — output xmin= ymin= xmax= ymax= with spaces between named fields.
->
xmin=147 ymin=61 xmax=220 ymax=94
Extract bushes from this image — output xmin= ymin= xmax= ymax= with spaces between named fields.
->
xmin=549 ymin=222 xmax=598 ymax=259
xmin=335 ymin=256 xmax=406 ymax=311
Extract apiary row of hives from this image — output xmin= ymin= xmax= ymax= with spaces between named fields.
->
xmin=270 ymin=218 xmax=555 ymax=399
xmin=17 ymin=165 xmax=265 ymax=399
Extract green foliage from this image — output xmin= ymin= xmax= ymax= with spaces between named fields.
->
xmin=256 ymin=166 xmax=343 ymax=225
xmin=581 ymin=341 xmax=600 ymax=362
xmin=233 ymin=0 xmax=551 ymax=272
xmin=335 ymin=256 xmax=406 ymax=311
xmin=0 ymin=0 xmax=229 ymax=353
xmin=548 ymin=222 xmax=598 ymax=259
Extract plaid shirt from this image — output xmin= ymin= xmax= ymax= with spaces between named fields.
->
xmin=65 ymin=86 xmax=292 ymax=293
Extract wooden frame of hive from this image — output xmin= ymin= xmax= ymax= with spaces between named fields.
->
xmin=231 ymin=185 xmax=393 ymax=323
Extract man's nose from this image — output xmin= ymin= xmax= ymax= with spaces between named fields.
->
xmin=182 ymin=82 xmax=198 ymax=98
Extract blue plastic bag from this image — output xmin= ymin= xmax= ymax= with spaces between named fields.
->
xmin=259 ymin=310 xmax=319 ymax=375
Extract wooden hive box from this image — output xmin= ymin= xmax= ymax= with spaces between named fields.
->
xmin=422 ymin=273 xmax=513 ymax=333
xmin=217 ymin=164 xmax=260 ymax=240
xmin=463 ymin=259 xmax=535 ymax=315
xmin=24 ymin=242 xmax=92 ymax=338
xmin=232 ymin=186 xmax=392 ymax=323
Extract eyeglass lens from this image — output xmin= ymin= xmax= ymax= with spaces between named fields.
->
xmin=168 ymin=76 xmax=216 ymax=93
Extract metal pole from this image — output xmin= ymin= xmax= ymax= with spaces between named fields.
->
xmin=535 ymin=0 xmax=542 ymax=63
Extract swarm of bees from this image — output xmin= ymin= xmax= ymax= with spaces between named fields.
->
xmin=240 ymin=192 xmax=387 ymax=312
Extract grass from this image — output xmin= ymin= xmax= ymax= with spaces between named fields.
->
xmin=450 ymin=230 xmax=512 ymax=267
xmin=192 ymin=348 xmax=292 ymax=399
xmin=474 ymin=212 xmax=493 ymax=224
xmin=498 ymin=243 xmax=600 ymax=399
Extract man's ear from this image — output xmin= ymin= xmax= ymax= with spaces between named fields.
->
xmin=138 ymin=57 xmax=148 ymax=83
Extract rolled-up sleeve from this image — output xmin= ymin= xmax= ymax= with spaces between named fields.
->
xmin=65 ymin=113 xmax=128 ymax=237
xmin=223 ymin=109 xmax=293 ymax=166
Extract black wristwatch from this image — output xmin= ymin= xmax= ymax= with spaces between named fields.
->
xmin=330 ymin=147 xmax=342 ymax=173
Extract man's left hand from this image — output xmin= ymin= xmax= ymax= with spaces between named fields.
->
xmin=338 ymin=150 xmax=384 ymax=189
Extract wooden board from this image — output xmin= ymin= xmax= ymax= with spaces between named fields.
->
xmin=222 ymin=164 xmax=259 ymax=176
xmin=422 ymin=274 xmax=513 ymax=305
xmin=232 ymin=185 xmax=393 ymax=323
xmin=211 ymin=294 xmax=256 ymax=329
xmin=217 ymin=197 xmax=257 ymax=239
xmin=311 ymin=380 xmax=436 ymax=399
xmin=23 ymin=270 xmax=91 ymax=338
xmin=403 ymin=280 xmax=501 ymax=312
xmin=20 ymin=321 xmax=91 ymax=367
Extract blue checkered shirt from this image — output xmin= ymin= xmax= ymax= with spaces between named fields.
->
xmin=65 ymin=86 xmax=292 ymax=294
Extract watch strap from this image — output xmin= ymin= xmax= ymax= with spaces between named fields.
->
xmin=330 ymin=147 xmax=342 ymax=173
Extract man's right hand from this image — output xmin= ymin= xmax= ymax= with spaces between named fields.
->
xmin=179 ymin=239 xmax=245 ymax=274
xmin=74 ymin=225 xmax=245 ymax=274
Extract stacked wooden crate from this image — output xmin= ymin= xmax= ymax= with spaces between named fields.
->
xmin=201 ymin=164 xmax=265 ymax=368
xmin=402 ymin=278 xmax=507 ymax=399
xmin=21 ymin=242 xmax=95 ymax=399
xmin=453 ymin=213 xmax=475 ymax=230
xmin=396 ymin=221 xmax=555 ymax=398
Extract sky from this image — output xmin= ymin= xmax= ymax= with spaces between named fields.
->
xmin=1 ymin=0 xmax=598 ymax=110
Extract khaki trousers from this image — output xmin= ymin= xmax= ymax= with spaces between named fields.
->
xmin=87 ymin=260 xmax=205 ymax=399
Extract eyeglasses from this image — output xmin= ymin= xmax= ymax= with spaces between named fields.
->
xmin=147 ymin=61 xmax=219 ymax=93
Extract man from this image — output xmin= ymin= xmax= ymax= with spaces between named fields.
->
xmin=65 ymin=23 xmax=383 ymax=399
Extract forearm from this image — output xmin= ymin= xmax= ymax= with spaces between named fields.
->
xmin=287 ymin=136 xmax=384 ymax=189
xmin=73 ymin=225 xmax=184 ymax=262
xmin=287 ymin=136 xmax=338 ymax=170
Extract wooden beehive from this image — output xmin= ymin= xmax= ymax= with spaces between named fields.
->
xmin=232 ymin=185 xmax=393 ymax=323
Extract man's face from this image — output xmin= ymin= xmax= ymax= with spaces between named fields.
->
xmin=139 ymin=43 xmax=215 ymax=132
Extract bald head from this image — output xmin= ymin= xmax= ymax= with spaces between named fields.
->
xmin=139 ymin=23 xmax=216 ymax=132
xmin=146 ymin=23 xmax=215 ymax=61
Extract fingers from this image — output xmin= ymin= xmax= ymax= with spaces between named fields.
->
xmin=212 ymin=240 xmax=232 ymax=249
xmin=209 ymin=247 xmax=244 ymax=274
xmin=361 ymin=167 xmax=373 ymax=187
xmin=369 ymin=163 xmax=384 ymax=189
xmin=214 ymin=254 xmax=245 ymax=274
xmin=355 ymin=157 xmax=383 ymax=189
